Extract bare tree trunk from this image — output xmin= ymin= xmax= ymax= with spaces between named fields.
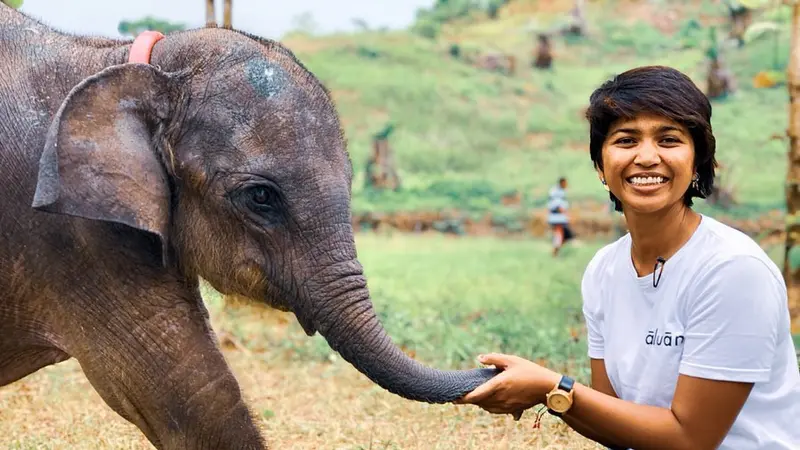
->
xmin=533 ymin=34 xmax=553 ymax=69
xmin=206 ymin=0 xmax=217 ymax=28
xmin=223 ymin=0 xmax=232 ymax=29
xmin=784 ymin=3 xmax=800 ymax=334
xmin=365 ymin=136 xmax=401 ymax=191
xmin=707 ymin=55 xmax=736 ymax=99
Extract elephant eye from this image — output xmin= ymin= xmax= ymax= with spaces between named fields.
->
xmin=246 ymin=185 xmax=278 ymax=212
xmin=233 ymin=181 xmax=284 ymax=221
xmin=252 ymin=186 xmax=269 ymax=205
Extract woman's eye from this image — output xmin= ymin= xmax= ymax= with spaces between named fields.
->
xmin=661 ymin=136 xmax=680 ymax=144
xmin=615 ymin=137 xmax=635 ymax=145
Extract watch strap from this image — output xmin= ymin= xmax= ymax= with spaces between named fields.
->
xmin=558 ymin=375 xmax=575 ymax=392
xmin=547 ymin=375 xmax=575 ymax=417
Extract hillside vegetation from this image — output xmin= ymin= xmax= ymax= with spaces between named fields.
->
xmin=281 ymin=0 xmax=791 ymax=220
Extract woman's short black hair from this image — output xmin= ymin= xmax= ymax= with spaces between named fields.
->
xmin=585 ymin=65 xmax=718 ymax=212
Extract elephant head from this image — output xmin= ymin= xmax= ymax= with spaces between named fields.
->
xmin=30 ymin=29 xmax=498 ymax=403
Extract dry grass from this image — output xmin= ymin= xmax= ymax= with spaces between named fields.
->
xmin=0 ymin=308 xmax=600 ymax=450
xmin=1 ymin=234 xmax=603 ymax=449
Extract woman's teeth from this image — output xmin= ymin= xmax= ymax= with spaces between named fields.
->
xmin=629 ymin=176 xmax=666 ymax=185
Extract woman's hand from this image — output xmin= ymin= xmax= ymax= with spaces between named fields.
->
xmin=454 ymin=353 xmax=562 ymax=419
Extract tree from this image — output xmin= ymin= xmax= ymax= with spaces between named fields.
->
xmin=204 ymin=0 xmax=231 ymax=29
xmin=784 ymin=1 xmax=800 ymax=334
xmin=533 ymin=33 xmax=553 ymax=70
xmin=206 ymin=0 xmax=216 ymax=27
xmin=486 ymin=0 xmax=510 ymax=20
xmin=706 ymin=27 xmax=737 ymax=100
xmin=739 ymin=0 xmax=800 ymax=335
xmin=1 ymin=0 xmax=23 ymax=8
xmin=364 ymin=124 xmax=401 ymax=192
xmin=118 ymin=16 xmax=186 ymax=37
xmin=223 ymin=0 xmax=232 ymax=29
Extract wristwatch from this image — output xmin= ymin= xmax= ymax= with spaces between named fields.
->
xmin=545 ymin=375 xmax=575 ymax=417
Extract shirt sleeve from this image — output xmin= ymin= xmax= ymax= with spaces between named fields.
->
xmin=582 ymin=257 xmax=605 ymax=360
xmin=679 ymin=254 xmax=785 ymax=383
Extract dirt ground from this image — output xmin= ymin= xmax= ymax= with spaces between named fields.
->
xmin=0 ymin=350 xmax=602 ymax=450
xmin=352 ymin=203 xmax=785 ymax=243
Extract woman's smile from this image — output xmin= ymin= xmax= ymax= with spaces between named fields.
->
xmin=625 ymin=173 xmax=671 ymax=194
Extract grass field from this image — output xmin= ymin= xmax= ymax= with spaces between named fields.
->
xmin=1 ymin=233 xmax=606 ymax=449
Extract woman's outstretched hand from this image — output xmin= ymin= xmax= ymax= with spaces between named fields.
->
xmin=454 ymin=353 xmax=562 ymax=420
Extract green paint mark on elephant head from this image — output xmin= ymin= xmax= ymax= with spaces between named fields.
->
xmin=245 ymin=59 xmax=289 ymax=99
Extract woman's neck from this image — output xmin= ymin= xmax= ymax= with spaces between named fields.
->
xmin=624 ymin=203 xmax=702 ymax=276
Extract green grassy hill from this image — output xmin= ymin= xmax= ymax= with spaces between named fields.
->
xmin=282 ymin=0 xmax=791 ymax=219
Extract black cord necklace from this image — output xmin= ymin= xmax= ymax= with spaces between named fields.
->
xmin=653 ymin=256 xmax=666 ymax=288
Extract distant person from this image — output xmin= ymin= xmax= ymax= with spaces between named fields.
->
xmin=456 ymin=65 xmax=800 ymax=449
xmin=546 ymin=177 xmax=574 ymax=256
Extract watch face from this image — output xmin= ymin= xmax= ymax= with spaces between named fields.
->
xmin=549 ymin=392 xmax=571 ymax=412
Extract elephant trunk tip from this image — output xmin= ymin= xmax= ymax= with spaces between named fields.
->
xmin=352 ymin=360 xmax=503 ymax=404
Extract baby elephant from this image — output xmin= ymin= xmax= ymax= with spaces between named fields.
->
xmin=0 ymin=5 xmax=497 ymax=450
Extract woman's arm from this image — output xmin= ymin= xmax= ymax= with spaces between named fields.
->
xmin=563 ymin=373 xmax=753 ymax=450
xmin=559 ymin=359 xmax=624 ymax=448
xmin=457 ymin=353 xmax=753 ymax=450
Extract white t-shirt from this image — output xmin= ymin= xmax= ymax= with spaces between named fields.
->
xmin=582 ymin=214 xmax=800 ymax=449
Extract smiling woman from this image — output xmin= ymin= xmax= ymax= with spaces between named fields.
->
xmin=455 ymin=65 xmax=800 ymax=450
xmin=603 ymin=117 xmax=694 ymax=202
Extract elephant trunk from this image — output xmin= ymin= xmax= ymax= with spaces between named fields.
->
xmin=303 ymin=260 xmax=499 ymax=404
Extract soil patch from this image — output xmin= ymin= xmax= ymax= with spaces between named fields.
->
xmin=352 ymin=204 xmax=786 ymax=243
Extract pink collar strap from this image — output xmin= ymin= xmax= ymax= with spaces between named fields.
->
xmin=128 ymin=30 xmax=165 ymax=64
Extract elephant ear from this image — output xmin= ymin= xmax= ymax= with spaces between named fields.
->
xmin=32 ymin=63 xmax=180 ymax=266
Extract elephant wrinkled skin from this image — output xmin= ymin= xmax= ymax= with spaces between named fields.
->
xmin=0 ymin=4 xmax=498 ymax=449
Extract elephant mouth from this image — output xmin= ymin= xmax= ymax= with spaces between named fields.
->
xmin=294 ymin=307 xmax=318 ymax=336
xmin=259 ymin=282 xmax=317 ymax=335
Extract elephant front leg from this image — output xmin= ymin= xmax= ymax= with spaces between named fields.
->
xmin=63 ymin=287 xmax=267 ymax=450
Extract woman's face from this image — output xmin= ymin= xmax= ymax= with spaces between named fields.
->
xmin=599 ymin=113 xmax=695 ymax=215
